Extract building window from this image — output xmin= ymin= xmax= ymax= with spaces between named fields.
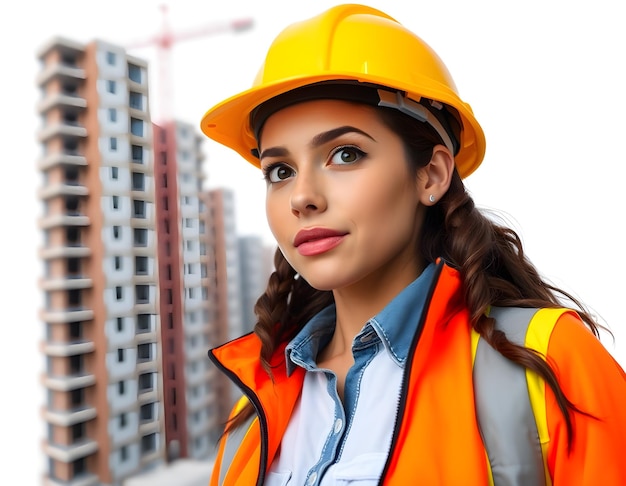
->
xmin=129 ymin=91 xmax=143 ymax=110
xmin=131 ymin=144 xmax=143 ymax=163
xmin=137 ymin=314 xmax=151 ymax=332
xmin=128 ymin=63 xmax=142 ymax=83
xmin=69 ymin=355 xmax=82 ymax=374
xmin=72 ymin=457 xmax=87 ymax=476
xmin=133 ymin=228 xmax=147 ymax=246
xmin=113 ymin=225 xmax=121 ymax=240
xmin=138 ymin=343 xmax=151 ymax=362
xmin=107 ymin=80 xmax=116 ymax=94
xmin=131 ymin=172 xmax=145 ymax=191
xmin=67 ymin=257 xmax=80 ymax=275
xmin=68 ymin=289 xmax=81 ymax=307
xmin=141 ymin=433 xmax=157 ymax=454
xmin=111 ymin=166 xmax=118 ymax=179
xmin=106 ymin=51 xmax=116 ymax=65
xmin=138 ymin=372 xmax=153 ymax=390
xmin=117 ymin=349 xmax=124 ymax=363
xmin=130 ymin=117 xmax=143 ymax=137
xmin=119 ymin=413 xmax=127 ymax=428
xmin=108 ymin=108 xmax=117 ymax=122
xmin=185 ymin=218 xmax=193 ymax=228
xmin=66 ymin=226 xmax=80 ymax=245
xmin=115 ymin=286 xmax=123 ymax=301
xmin=110 ymin=137 xmax=117 ymax=151
xmin=118 ymin=381 xmax=125 ymax=395
xmin=120 ymin=445 xmax=128 ymax=461
xmin=69 ymin=322 xmax=81 ymax=339
xmin=114 ymin=255 xmax=122 ymax=270
xmin=135 ymin=256 xmax=148 ymax=275
xmin=140 ymin=403 xmax=154 ymax=422
xmin=133 ymin=199 xmax=146 ymax=218
xmin=135 ymin=285 xmax=149 ymax=304
xmin=187 ymin=287 xmax=195 ymax=299
xmin=117 ymin=317 xmax=124 ymax=332
xmin=112 ymin=195 xmax=119 ymax=210
xmin=70 ymin=389 xmax=83 ymax=407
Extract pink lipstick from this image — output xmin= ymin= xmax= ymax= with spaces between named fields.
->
xmin=293 ymin=228 xmax=347 ymax=256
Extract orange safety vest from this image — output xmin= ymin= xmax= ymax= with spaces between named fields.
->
xmin=208 ymin=261 xmax=626 ymax=485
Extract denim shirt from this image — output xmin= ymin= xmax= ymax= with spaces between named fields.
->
xmin=269 ymin=263 xmax=436 ymax=486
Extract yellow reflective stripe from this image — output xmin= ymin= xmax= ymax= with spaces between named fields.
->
xmin=470 ymin=328 xmax=480 ymax=367
xmin=524 ymin=307 xmax=568 ymax=486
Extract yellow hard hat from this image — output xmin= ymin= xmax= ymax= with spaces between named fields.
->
xmin=200 ymin=4 xmax=486 ymax=178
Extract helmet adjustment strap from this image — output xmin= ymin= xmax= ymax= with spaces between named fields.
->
xmin=376 ymin=90 xmax=456 ymax=155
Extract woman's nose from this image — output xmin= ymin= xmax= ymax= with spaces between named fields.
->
xmin=290 ymin=169 xmax=327 ymax=218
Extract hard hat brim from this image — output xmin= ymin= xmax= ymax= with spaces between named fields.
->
xmin=200 ymin=72 xmax=485 ymax=179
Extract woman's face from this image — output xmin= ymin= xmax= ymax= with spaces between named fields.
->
xmin=259 ymin=99 xmax=427 ymax=292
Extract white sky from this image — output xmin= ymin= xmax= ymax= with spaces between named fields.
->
xmin=1 ymin=0 xmax=624 ymax=483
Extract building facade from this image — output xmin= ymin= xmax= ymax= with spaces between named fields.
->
xmin=37 ymin=37 xmax=164 ymax=485
xmin=36 ymin=34 xmax=272 ymax=485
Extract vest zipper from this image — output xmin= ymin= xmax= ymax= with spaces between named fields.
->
xmin=378 ymin=260 xmax=445 ymax=484
xmin=207 ymin=348 xmax=269 ymax=486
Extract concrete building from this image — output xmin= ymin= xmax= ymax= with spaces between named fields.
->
xmin=37 ymin=37 xmax=165 ymax=485
xmin=35 ymin=33 xmax=270 ymax=485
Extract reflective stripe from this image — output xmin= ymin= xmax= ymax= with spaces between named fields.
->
xmin=219 ymin=411 xmax=257 ymax=485
xmin=474 ymin=307 xmax=546 ymax=486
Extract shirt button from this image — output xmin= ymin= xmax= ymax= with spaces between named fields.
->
xmin=307 ymin=472 xmax=318 ymax=485
xmin=334 ymin=418 xmax=343 ymax=434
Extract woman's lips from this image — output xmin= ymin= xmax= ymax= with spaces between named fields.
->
xmin=293 ymin=228 xmax=347 ymax=256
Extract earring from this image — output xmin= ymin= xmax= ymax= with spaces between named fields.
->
xmin=429 ymin=194 xmax=436 ymax=203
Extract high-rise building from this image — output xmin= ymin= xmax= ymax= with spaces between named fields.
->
xmin=238 ymin=235 xmax=275 ymax=335
xmin=35 ymin=35 xmax=242 ymax=485
xmin=37 ymin=37 xmax=164 ymax=485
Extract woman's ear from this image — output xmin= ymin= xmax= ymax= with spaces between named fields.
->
xmin=416 ymin=144 xmax=455 ymax=206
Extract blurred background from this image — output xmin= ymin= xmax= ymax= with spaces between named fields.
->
xmin=1 ymin=0 xmax=624 ymax=483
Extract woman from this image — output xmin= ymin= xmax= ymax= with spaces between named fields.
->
xmin=201 ymin=4 xmax=626 ymax=485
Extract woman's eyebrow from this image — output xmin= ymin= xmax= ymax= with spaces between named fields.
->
xmin=309 ymin=125 xmax=375 ymax=148
xmin=259 ymin=146 xmax=289 ymax=159
xmin=260 ymin=125 xmax=375 ymax=160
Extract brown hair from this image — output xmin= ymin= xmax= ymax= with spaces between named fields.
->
xmin=223 ymin=103 xmax=603 ymax=448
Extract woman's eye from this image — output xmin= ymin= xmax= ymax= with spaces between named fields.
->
xmin=264 ymin=164 xmax=295 ymax=183
xmin=330 ymin=146 xmax=365 ymax=165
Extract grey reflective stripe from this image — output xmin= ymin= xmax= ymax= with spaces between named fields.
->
xmin=474 ymin=307 xmax=546 ymax=486
xmin=218 ymin=411 xmax=257 ymax=485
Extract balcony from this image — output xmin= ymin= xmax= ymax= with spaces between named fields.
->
xmin=38 ymin=123 xmax=87 ymax=143
xmin=37 ymin=63 xmax=86 ymax=87
xmin=42 ymin=372 xmax=96 ymax=392
xmin=39 ymin=183 xmax=89 ymax=200
xmin=40 ymin=245 xmax=91 ymax=260
xmin=41 ymin=340 xmax=95 ymax=357
xmin=42 ymin=404 xmax=97 ymax=427
xmin=41 ymin=308 xmax=94 ymax=324
xmin=38 ymin=152 xmax=87 ymax=171
xmin=39 ymin=213 xmax=90 ymax=230
xmin=38 ymin=92 xmax=87 ymax=115
xmin=43 ymin=437 xmax=98 ymax=463
xmin=40 ymin=276 xmax=93 ymax=292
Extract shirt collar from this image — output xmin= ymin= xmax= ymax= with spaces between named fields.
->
xmin=285 ymin=262 xmax=437 ymax=375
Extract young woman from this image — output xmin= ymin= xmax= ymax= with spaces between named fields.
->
xmin=200 ymin=4 xmax=626 ymax=485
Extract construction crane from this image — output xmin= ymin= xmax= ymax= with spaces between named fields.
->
xmin=127 ymin=4 xmax=254 ymax=123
